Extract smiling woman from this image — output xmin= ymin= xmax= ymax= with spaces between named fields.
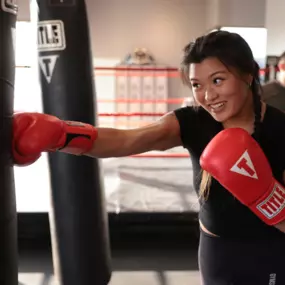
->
xmin=189 ymin=59 xmax=253 ymax=123
xmin=177 ymin=30 xmax=285 ymax=285
xmin=181 ymin=31 xmax=262 ymax=132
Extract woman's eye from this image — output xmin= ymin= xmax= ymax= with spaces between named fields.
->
xmin=192 ymin=83 xmax=200 ymax=89
xmin=213 ymin=78 xmax=223 ymax=85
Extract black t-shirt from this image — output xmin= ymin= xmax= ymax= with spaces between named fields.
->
xmin=174 ymin=104 xmax=285 ymax=240
xmin=262 ymin=81 xmax=285 ymax=111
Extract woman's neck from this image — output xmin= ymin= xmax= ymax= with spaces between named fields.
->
xmin=222 ymin=100 xmax=266 ymax=135
xmin=222 ymin=95 xmax=255 ymax=134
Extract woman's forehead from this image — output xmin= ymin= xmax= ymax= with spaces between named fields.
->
xmin=189 ymin=58 xmax=228 ymax=79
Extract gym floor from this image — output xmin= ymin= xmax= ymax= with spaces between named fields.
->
xmin=18 ymin=234 xmax=201 ymax=285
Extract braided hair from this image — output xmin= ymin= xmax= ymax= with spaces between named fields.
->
xmin=252 ymin=62 xmax=262 ymax=140
xmin=180 ymin=31 xmax=262 ymax=199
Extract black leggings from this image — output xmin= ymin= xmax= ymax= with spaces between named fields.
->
xmin=198 ymin=229 xmax=285 ymax=285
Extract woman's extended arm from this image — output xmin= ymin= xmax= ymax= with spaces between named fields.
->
xmin=12 ymin=111 xmax=183 ymax=165
xmin=85 ymin=111 xmax=182 ymax=158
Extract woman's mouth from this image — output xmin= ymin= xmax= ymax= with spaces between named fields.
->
xmin=209 ymin=102 xmax=226 ymax=113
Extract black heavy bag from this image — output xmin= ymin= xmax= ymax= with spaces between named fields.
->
xmin=36 ymin=1 xmax=111 ymax=285
xmin=0 ymin=2 xmax=18 ymax=285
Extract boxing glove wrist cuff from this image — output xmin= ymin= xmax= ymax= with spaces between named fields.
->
xmin=250 ymin=180 xmax=285 ymax=226
xmin=56 ymin=121 xmax=98 ymax=155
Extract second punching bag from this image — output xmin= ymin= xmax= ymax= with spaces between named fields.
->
xmin=36 ymin=1 xmax=111 ymax=285
xmin=0 ymin=2 xmax=18 ymax=285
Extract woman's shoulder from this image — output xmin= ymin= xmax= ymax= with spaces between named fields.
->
xmin=173 ymin=106 xmax=222 ymax=149
xmin=174 ymin=105 xmax=212 ymax=122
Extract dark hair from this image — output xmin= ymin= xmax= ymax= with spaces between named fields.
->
xmin=180 ymin=30 xmax=262 ymax=198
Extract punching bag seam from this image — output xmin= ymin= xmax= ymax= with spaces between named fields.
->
xmin=0 ymin=78 xmax=14 ymax=88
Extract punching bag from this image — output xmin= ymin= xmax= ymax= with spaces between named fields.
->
xmin=0 ymin=2 xmax=18 ymax=285
xmin=35 ymin=1 xmax=111 ymax=284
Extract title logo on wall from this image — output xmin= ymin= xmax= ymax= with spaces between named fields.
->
xmin=1 ymin=0 xmax=18 ymax=14
xmin=38 ymin=20 xmax=66 ymax=52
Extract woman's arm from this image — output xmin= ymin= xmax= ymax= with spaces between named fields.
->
xmin=12 ymin=111 xmax=183 ymax=165
xmin=274 ymin=222 xmax=285 ymax=233
xmin=85 ymin=111 xmax=182 ymax=158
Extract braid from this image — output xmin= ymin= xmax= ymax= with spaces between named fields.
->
xmin=251 ymin=62 xmax=262 ymax=141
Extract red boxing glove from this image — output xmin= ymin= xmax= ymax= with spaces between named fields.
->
xmin=13 ymin=112 xmax=98 ymax=166
xmin=200 ymin=128 xmax=285 ymax=226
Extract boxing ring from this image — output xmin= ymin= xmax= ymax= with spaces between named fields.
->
xmin=91 ymin=66 xmax=198 ymax=214
xmin=14 ymin=64 xmax=199 ymax=212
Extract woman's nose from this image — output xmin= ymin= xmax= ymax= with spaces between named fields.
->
xmin=205 ymin=88 xmax=218 ymax=102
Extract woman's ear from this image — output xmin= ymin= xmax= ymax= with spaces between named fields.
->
xmin=246 ymin=74 xmax=254 ymax=87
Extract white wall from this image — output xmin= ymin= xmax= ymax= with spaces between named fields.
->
xmin=205 ymin=0 xmax=220 ymax=31
xmin=265 ymin=0 xmax=285 ymax=55
xmin=87 ymin=0 xmax=206 ymax=67
xmin=205 ymin=0 xmax=266 ymax=30
xmin=17 ymin=0 xmax=30 ymax=21
xmin=218 ymin=0 xmax=266 ymax=28
xmin=18 ymin=0 xmax=206 ymax=66
xmin=87 ymin=0 xmax=207 ymax=101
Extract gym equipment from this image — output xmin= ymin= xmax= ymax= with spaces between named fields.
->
xmin=0 ymin=2 xmax=18 ymax=284
xmin=36 ymin=1 xmax=112 ymax=284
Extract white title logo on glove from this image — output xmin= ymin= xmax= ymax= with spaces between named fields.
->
xmin=230 ymin=150 xmax=258 ymax=179
xmin=257 ymin=183 xmax=285 ymax=219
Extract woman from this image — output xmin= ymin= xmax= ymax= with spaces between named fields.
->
xmin=14 ymin=31 xmax=285 ymax=284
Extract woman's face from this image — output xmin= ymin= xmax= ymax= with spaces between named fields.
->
xmin=189 ymin=57 xmax=252 ymax=123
